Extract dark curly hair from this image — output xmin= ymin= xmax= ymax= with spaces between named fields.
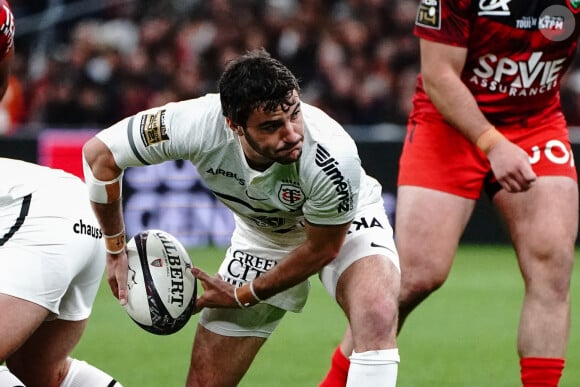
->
xmin=219 ymin=48 xmax=301 ymax=128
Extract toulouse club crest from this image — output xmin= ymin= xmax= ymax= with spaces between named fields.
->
xmin=278 ymin=182 xmax=304 ymax=208
xmin=567 ymin=0 xmax=580 ymax=14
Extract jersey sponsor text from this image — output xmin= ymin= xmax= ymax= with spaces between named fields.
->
xmin=478 ymin=0 xmax=512 ymax=16
xmin=470 ymin=52 xmax=566 ymax=96
xmin=205 ymin=167 xmax=245 ymax=185
xmin=224 ymin=249 xmax=277 ymax=287
xmin=73 ymin=219 xmax=103 ymax=239
xmin=315 ymin=144 xmax=353 ymax=213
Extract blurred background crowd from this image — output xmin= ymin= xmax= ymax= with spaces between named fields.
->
xmin=3 ymin=0 xmax=580 ymax=137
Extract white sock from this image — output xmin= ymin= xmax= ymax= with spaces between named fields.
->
xmin=0 ymin=366 xmax=24 ymax=387
xmin=60 ymin=358 xmax=122 ymax=387
xmin=346 ymin=348 xmax=399 ymax=387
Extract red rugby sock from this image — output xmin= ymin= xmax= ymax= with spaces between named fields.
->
xmin=319 ymin=346 xmax=350 ymax=387
xmin=520 ymin=357 xmax=565 ymax=387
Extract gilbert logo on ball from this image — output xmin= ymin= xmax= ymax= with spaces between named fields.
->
xmin=124 ymin=229 xmax=197 ymax=335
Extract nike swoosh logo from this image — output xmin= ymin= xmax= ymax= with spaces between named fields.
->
xmin=370 ymin=242 xmax=390 ymax=250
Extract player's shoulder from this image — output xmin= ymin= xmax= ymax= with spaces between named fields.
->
xmin=300 ymin=104 xmax=358 ymax=173
xmin=302 ymin=101 xmax=353 ymax=139
xmin=301 ymin=101 xmax=346 ymax=134
xmin=165 ymin=93 xmax=222 ymax=120
xmin=0 ymin=1 xmax=14 ymax=57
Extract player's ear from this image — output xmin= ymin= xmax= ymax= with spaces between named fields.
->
xmin=225 ymin=118 xmax=243 ymax=136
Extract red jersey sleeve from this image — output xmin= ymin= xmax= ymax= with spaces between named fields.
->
xmin=0 ymin=1 xmax=14 ymax=59
xmin=414 ymin=0 xmax=472 ymax=47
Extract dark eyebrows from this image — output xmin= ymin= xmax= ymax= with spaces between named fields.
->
xmin=291 ymin=101 xmax=301 ymax=114
xmin=258 ymin=118 xmax=283 ymax=130
xmin=257 ymin=100 xmax=300 ymax=130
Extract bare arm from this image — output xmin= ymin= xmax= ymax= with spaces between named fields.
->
xmin=83 ymin=136 xmax=129 ymax=304
xmin=420 ymin=39 xmax=536 ymax=192
xmin=193 ymin=221 xmax=350 ymax=310
xmin=420 ymin=39 xmax=491 ymax=143
xmin=253 ymin=221 xmax=349 ymax=298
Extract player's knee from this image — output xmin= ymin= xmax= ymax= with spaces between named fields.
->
xmin=60 ymin=358 xmax=122 ymax=387
xmin=401 ymin=267 xmax=446 ymax=298
xmin=0 ymin=366 xmax=24 ymax=387
xmin=369 ymin=298 xmax=398 ymax=331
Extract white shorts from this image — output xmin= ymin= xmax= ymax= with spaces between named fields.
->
xmin=319 ymin=204 xmax=400 ymax=299
xmin=204 ymin=203 xmax=399 ymax=336
xmin=200 ymin=302 xmax=286 ymax=338
xmin=0 ymin=177 xmax=105 ymax=321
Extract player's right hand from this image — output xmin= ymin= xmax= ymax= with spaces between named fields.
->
xmin=106 ymin=250 xmax=129 ymax=306
xmin=486 ymin=139 xmax=537 ymax=193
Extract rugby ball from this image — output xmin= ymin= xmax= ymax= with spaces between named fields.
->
xmin=123 ymin=229 xmax=197 ymax=335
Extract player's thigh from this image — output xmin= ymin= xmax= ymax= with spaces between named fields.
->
xmin=0 ymin=294 xmax=48 ymax=361
xmin=7 ymin=318 xmax=87 ymax=385
xmin=188 ymin=324 xmax=267 ymax=387
xmin=395 ymin=185 xmax=475 ymax=282
xmin=494 ymin=176 xmax=577 ymax=279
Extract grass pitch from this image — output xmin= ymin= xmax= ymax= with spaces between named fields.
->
xmin=73 ymin=245 xmax=580 ymax=386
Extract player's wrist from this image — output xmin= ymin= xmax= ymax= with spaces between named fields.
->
xmin=104 ymin=228 xmax=126 ymax=254
xmin=475 ymin=125 xmax=506 ymax=154
xmin=234 ymin=282 xmax=262 ymax=308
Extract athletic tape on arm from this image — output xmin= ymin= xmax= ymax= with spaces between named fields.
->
xmin=83 ymin=154 xmax=124 ymax=204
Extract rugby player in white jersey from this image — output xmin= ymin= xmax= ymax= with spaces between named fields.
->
xmin=0 ymin=158 xmax=122 ymax=387
xmin=83 ymin=48 xmax=401 ymax=387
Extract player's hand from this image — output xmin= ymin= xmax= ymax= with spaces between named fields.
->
xmin=486 ymin=139 xmax=537 ymax=193
xmin=106 ymin=250 xmax=129 ymax=306
xmin=191 ymin=267 xmax=238 ymax=313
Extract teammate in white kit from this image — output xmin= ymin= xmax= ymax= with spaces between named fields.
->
xmin=0 ymin=158 xmax=122 ymax=387
xmin=83 ymin=48 xmax=401 ymax=387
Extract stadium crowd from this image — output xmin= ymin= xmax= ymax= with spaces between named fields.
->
xmin=2 ymin=0 xmax=580 ymax=136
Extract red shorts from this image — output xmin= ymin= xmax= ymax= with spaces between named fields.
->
xmin=398 ymin=113 xmax=577 ymax=200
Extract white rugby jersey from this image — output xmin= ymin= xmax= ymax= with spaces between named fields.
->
xmin=0 ymin=158 xmax=76 ymax=204
xmin=97 ymin=93 xmax=384 ymax=248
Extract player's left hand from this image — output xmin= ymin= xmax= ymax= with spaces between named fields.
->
xmin=191 ymin=267 xmax=239 ymax=313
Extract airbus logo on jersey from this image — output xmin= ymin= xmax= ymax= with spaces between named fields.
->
xmin=478 ymin=0 xmax=511 ymax=16
xmin=469 ymin=51 xmax=566 ymax=96
xmin=205 ymin=167 xmax=245 ymax=185
xmin=315 ymin=144 xmax=353 ymax=214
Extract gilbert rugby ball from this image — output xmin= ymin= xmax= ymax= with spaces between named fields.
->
xmin=124 ymin=229 xmax=197 ymax=335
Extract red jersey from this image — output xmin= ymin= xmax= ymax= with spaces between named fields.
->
xmin=0 ymin=0 xmax=14 ymax=59
xmin=412 ymin=0 xmax=580 ymax=126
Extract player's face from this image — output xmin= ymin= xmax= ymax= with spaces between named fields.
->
xmin=240 ymin=91 xmax=304 ymax=170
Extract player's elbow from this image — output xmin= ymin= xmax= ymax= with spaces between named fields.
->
xmin=82 ymin=137 xmax=122 ymax=180
xmin=319 ymin=245 xmax=342 ymax=267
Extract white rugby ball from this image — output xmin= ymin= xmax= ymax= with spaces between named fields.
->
xmin=124 ymin=229 xmax=197 ymax=335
